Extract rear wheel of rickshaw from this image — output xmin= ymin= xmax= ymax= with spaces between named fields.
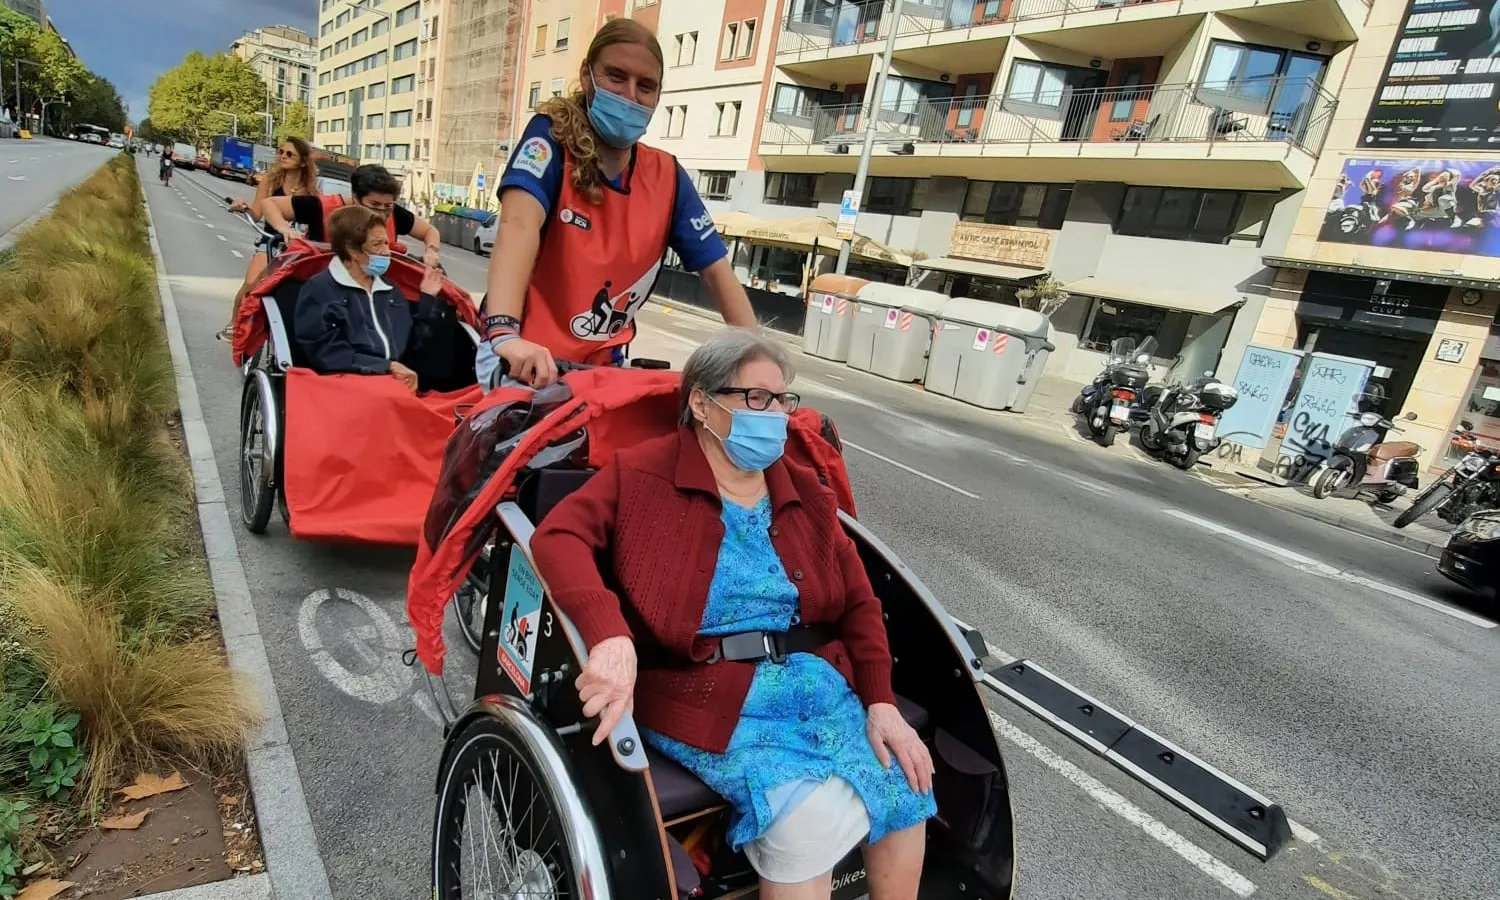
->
xmin=452 ymin=546 xmax=491 ymax=655
xmin=239 ymin=371 xmax=280 ymax=533
xmin=432 ymin=703 xmax=598 ymax=900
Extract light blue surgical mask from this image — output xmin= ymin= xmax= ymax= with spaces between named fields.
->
xmin=363 ymin=255 xmax=391 ymax=277
xmin=709 ymin=398 xmax=789 ymax=472
xmin=587 ymin=72 xmax=653 ymax=149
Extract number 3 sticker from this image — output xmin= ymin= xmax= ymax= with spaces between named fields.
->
xmin=543 ymin=610 xmax=554 ymax=638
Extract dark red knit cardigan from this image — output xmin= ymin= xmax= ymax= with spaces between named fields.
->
xmin=529 ymin=427 xmax=896 ymax=753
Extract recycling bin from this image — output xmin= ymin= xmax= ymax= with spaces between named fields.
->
xmin=925 ymin=299 xmax=1056 ymax=412
xmin=802 ymin=273 xmax=868 ymax=362
xmin=846 ymin=283 xmax=950 ymax=383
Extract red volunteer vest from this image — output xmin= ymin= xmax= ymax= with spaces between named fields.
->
xmin=523 ymin=145 xmax=676 ymax=365
xmin=319 ymin=194 xmax=400 ymax=247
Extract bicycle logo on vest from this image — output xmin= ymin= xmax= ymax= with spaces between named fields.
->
xmin=569 ymin=259 xmax=662 ymax=341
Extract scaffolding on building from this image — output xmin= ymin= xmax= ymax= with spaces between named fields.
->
xmin=437 ymin=0 xmax=521 ymax=208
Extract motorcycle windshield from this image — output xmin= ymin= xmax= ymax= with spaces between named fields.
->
xmin=1108 ymin=337 xmax=1137 ymax=366
xmin=1135 ymin=336 xmax=1159 ymax=361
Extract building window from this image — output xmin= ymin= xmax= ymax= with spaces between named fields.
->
xmin=321 ymin=46 xmax=333 ymax=60
xmin=1080 ymin=300 xmax=1184 ymax=356
xmin=352 ymin=27 xmax=368 ymax=46
xmin=322 ymin=0 xmax=334 ymax=11
xmin=528 ymin=83 xmax=541 ymax=109
xmin=737 ymin=19 xmax=757 ymax=59
xmin=368 ymin=81 xmax=386 ymax=98
xmin=714 ymin=101 xmax=741 ymax=136
xmin=699 ymin=170 xmax=733 ymax=200
xmin=318 ymin=96 xmax=330 ymax=109
xmin=1197 ymin=40 xmax=1327 ymax=116
xmin=395 ymin=2 xmax=420 ymax=26
xmin=634 ymin=0 xmax=657 ymax=7
xmin=864 ymin=177 xmax=921 ymax=215
xmin=336 ymin=10 xmax=351 ymax=27
xmin=771 ymin=84 xmax=833 ymax=123
xmin=674 ymin=31 xmax=697 ymax=66
xmin=534 ymin=24 xmax=547 ymax=54
xmin=1004 ymin=60 xmax=1067 ymax=114
xmin=336 ymin=37 xmax=350 ymax=53
xmin=322 ymin=21 xmax=333 ymax=37
xmin=394 ymin=39 xmax=417 ymax=60
xmin=722 ymin=22 xmax=738 ymax=61
xmin=425 ymin=98 xmax=432 ymax=119
xmin=764 ymin=172 xmax=817 ymax=207
xmin=550 ymin=77 xmax=564 ymax=97
xmin=372 ymin=18 xmax=389 ymax=37
xmin=392 ymin=75 xmax=415 ymax=93
xmin=556 ymin=18 xmax=570 ymax=50
xmin=387 ymin=144 xmax=411 ymax=161
xmin=1115 ymin=187 xmax=1276 ymax=245
xmin=665 ymin=106 xmax=687 ymax=138
xmin=317 ymin=120 xmax=328 ymax=133
xmin=390 ymin=109 xmax=413 ymax=127
xmin=366 ymin=113 xmax=384 ymax=129
xmin=332 ymin=91 xmax=347 ymax=105
xmin=320 ymin=71 xmax=331 ymax=85
xmin=331 ymin=118 xmax=346 ymax=131
xmin=962 ymin=181 xmax=1072 ymax=229
xmin=364 ymin=143 xmax=382 ymax=157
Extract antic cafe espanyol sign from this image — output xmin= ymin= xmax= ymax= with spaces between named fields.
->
xmin=1361 ymin=0 xmax=1500 ymax=148
xmin=947 ymin=222 xmax=1053 ymax=268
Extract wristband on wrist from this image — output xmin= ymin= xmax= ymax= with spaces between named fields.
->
xmin=488 ymin=332 xmax=519 ymax=350
xmin=484 ymin=314 xmax=520 ymax=333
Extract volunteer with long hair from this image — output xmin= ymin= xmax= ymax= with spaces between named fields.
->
xmin=477 ymin=18 xmax=757 ymax=389
xmin=219 ymin=137 xmax=320 ymax=341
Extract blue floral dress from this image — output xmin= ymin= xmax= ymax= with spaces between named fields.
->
xmin=642 ymin=497 xmax=936 ymax=852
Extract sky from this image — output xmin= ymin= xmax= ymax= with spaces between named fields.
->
xmin=46 ymin=0 xmax=318 ymax=123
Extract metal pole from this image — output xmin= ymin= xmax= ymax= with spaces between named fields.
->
xmin=836 ymin=0 xmax=906 ymax=275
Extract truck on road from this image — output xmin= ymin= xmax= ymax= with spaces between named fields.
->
xmin=251 ymin=144 xmax=276 ymax=184
xmin=210 ymin=135 xmax=256 ymax=182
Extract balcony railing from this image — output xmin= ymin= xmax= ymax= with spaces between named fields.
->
xmin=776 ymin=0 xmax=1367 ymax=58
xmin=760 ymin=77 xmax=1336 ymax=157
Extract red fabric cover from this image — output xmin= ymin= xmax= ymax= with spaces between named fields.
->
xmin=230 ymin=243 xmax=475 ymax=367
xmin=283 ymin=367 xmax=483 ymax=544
xmin=404 ymin=367 xmax=858 ymax=675
xmin=529 ymin=428 xmax=894 ymax=754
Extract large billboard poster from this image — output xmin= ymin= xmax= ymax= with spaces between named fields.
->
xmin=1319 ymin=157 xmax=1500 ymax=255
xmin=1360 ymin=0 xmax=1500 ymax=148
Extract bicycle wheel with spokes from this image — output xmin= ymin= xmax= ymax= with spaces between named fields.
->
xmin=453 ymin=546 xmax=491 ymax=655
xmin=432 ymin=703 xmax=609 ymax=900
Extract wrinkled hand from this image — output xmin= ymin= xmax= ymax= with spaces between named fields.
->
xmin=576 ymin=636 xmax=636 ymax=745
xmin=420 ymin=265 xmax=444 ymax=296
xmin=389 ymin=361 xmax=419 ymax=392
xmin=866 ymin=703 xmax=934 ymax=794
xmin=495 ymin=337 xmax=559 ymax=388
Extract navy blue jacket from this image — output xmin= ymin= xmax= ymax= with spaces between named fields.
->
xmin=293 ymin=257 xmax=441 ymax=375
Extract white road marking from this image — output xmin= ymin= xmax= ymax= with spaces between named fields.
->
xmin=231 ymin=249 xmax=245 ymax=258
xmin=991 ymin=709 xmax=1258 ymax=897
xmin=4 ymin=175 xmax=23 ymax=181
xmin=217 ymin=234 xmax=228 ymax=242
xmin=842 ymin=440 xmax=980 ymax=499
xmin=1162 ymin=509 xmax=1495 ymax=629
xmin=297 ymin=588 xmax=416 ymax=703
xmin=204 ymin=222 xmax=215 ymax=229
xmin=988 ymin=448 xmax=1115 ymax=496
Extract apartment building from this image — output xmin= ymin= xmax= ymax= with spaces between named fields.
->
xmin=406 ymin=0 xmax=447 ymax=209
xmin=313 ymin=0 xmax=426 ymax=175
xmin=428 ymin=0 xmax=524 ymax=211
xmin=516 ymin=0 xmax=603 ymax=134
xmin=1 ymin=0 xmax=44 ymax=24
xmin=231 ymin=25 xmax=317 ymax=113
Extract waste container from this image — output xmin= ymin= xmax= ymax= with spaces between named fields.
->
xmin=802 ymin=274 xmax=867 ymax=362
xmin=846 ymin=283 xmax=950 ymax=382
xmin=925 ymin=299 xmax=1056 ymax=412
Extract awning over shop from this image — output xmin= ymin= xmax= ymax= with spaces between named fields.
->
xmin=913 ymin=256 xmax=1047 ymax=281
xmin=715 ymin=211 xmax=764 ymax=238
xmin=1263 ymin=255 xmax=1493 ymax=290
xmin=1065 ymin=277 xmax=1241 ymax=316
xmin=733 ymin=215 xmax=914 ymax=267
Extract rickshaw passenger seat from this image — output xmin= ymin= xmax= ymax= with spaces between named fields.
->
xmin=648 ymin=694 xmax=931 ymax=821
xmin=268 ymin=279 xmax=314 ymax=370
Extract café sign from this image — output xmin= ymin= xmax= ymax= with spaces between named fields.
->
xmin=948 ymin=222 xmax=1053 ymax=269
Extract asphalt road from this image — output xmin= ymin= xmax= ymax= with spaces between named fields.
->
xmin=0 ymin=137 xmax=118 ymax=238
xmin=143 ymin=160 xmax=1499 ymax=900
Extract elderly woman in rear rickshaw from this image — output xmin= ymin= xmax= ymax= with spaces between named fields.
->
xmin=531 ymin=329 xmax=935 ymax=900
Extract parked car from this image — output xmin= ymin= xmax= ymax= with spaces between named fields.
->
xmin=172 ymin=142 xmax=197 ymax=168
xmin=1437 ymin=510 xmax=1500 ymax=598
xmin=474 ymin=213 xmax=497 ymax=256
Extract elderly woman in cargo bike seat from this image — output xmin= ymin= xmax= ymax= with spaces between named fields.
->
xmin=530 ymin=329 xmax=935 ymax=900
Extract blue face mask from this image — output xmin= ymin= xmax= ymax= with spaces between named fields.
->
xmin=587 ymin=73 xmax=653 ymax=149
xmin=709 ymin=398 xmax=789 ymax=473
xmin=363 ymin=255 xmax=391 ymax=277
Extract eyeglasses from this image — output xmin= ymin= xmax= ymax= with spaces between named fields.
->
xmin=279 ymin=150 xmax=298 ymax=159
xmin=714 ymin=388 xmax=800 ymax=413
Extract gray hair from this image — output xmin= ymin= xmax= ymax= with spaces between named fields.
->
xmin=679 ymin=328 xmax=795 ymax=426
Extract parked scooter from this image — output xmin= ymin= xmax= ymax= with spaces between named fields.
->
xmin=1072 ymin=336 xmax=1155 ymax=447
xmin=1394 ymin=420 xmax=1500 ymax=528
xmin=1138 ymin=373 xmax=1239 ymax=470
xmin=1309 ymin=410 xmax=1421 ymax=502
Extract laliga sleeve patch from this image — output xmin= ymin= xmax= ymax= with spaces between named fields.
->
xmin=512 ymin=137 xmax=554 ymax=179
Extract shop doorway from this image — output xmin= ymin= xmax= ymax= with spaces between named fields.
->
xmin=1293 ymin=319 xmax=1425 ymax=416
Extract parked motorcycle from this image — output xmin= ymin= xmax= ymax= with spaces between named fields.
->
xmin=1394 ymin=421 xmax=1500 ymax=528
xmin=1310 ymin=410 xmax=1421 ymax=502
xmin=1138 ymin=373 xmax=1239 ymax=470
xmin=1072 ymin=336 xmax=1155 ymax=447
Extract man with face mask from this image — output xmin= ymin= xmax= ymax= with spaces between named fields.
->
xmin=262 ymin=164 xmax=445 ymax=274
xmin=476 ymin=18 xmax=757 ymax=390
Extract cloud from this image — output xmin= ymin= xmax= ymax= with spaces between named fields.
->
xmin=47 ymin=0 xmax=318 ymax=121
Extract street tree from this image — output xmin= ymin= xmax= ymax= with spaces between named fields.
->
xmin=147 ymin=51 xmax=273 ymax=146
xmin=276 ymin=99 xmax=311 ymax=144
xmin=0 ymin=6 xmax=104 ymax=132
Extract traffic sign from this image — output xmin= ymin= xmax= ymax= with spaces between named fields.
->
xmin=836 ymin=189 xmax=859 ymax=241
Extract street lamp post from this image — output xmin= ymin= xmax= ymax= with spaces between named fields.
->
xmin=835 ymin=0 xmax=907 ymax=276
xmin=345 ymin=1 xmax=393 ymax=167
xmin=39 ymin=98 xmax=68 ymax=137
xmin=212 ymin=110 xmax=240 ymax=137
